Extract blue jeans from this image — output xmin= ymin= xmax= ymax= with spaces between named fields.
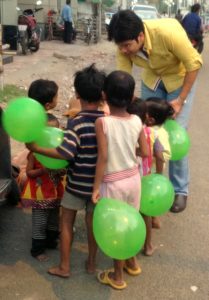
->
xmin=141 ymin=81 xmax=196 ymax=196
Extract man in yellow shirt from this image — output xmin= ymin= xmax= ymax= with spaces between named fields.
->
xmin=108 ymin=10 xmax=202 ymax=213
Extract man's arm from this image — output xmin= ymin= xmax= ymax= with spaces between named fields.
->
xmin=164 ymin=26 xmax=202 ymax=115
xmin=170 ymin=69 xmax=199 ymax=116
xmin=116 ymin=49 xmax=133 ymax=74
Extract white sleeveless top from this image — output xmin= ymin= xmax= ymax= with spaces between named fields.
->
xmin=101 ymin=115 xmax=142 ymax=182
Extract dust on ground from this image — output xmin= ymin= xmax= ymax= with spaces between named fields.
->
xmin=3 ymin=38 xmax=116 ymax=156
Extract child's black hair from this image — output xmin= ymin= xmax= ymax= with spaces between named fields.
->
xmin=104 ymin=70 xmax=135 ymax=108
xmin=127 ymin=97 xmax=147 ymax=123
xmin=74 ymin=64 xmax=106 ymax=103
xmin=28 ymin=79 xmax=58 ymax=106
xmin=146 ymin=97 xmax=174 ymax=125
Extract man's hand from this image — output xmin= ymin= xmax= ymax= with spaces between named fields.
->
xmin=92 ymin=189 xmax=100 ymax=204
xmin=169 ymin=97 xmax=184 ymax=118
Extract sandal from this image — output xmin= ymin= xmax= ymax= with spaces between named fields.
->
xmin=123 ymin=264 xmax=141 ymax=276
xmin=97 ymin=269 xmax=127 ymax=290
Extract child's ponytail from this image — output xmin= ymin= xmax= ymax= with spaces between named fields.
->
xmin=146 ymin=98 xmax=175 ymax=126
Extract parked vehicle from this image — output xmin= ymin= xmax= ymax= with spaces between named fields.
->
xmin=80 ymin=17 xmax=97 ymax=45
xmin=17 ymin=6 xmax=43 ymax=54
xmin=104 ymin=12 xmax=114 ymax=30
xmin=131 ymin=5 xmax=160 ymax=20
xmin=0 ymin=107 xmax=20 ymax=206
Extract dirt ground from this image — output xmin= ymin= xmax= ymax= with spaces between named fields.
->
xmin=2 ymin=38 xmax=117 ymax=157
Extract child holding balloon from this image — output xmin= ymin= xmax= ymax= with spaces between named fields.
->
xmin=127 ymin=97 xmax=174 ymax=256
xmin=22 ymin=114 xmax=65 ymax=261
xmin=28 ymin=79 xmax=59 ymax=111
xmin=92 ymin=70 xmax=148 ymax=290
xmin=13 ymin=79 xmax=59 ymax=194
xmin=26 ymin=64 xmax=106 ymax=277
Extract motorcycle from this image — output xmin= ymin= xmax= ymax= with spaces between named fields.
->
xmin=17 ymin=6 xmax=43 ymax=55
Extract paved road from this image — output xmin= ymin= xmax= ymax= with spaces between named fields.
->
xmin=0 ymin=37 xmax=209 ymax=300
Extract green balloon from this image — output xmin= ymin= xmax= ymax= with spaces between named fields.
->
xmin=164 ymin=119 xmax=190 ymax=161
xmin=140 ymin=174 xmax=175 ymax=217
xmin=93 ymin=198 xmax=146 ymax=260
xmin=2 ymin=97 xmax=46 ymax=142
xmin=35 ymin=126 xmax=68 ymax=169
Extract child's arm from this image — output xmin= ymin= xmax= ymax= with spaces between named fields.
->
xmin=26 ymin=143 xmax=65 ymax=159
xmin=26 ymin=153 xmax=47 ymax=178
xmin=154 ymin=138 xmax=165 ymax=174
xmin=92 ymin=118 xmax=108 ymax=204
xmin=26 ymin=124 xmax=78 ymax=161
xmin=155 ymin=152 xmax=165 ymax=174
xmin=138 ymin=129 xmax=149 ymax=158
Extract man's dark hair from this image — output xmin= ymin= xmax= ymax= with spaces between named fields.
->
xmin=146 ymin=98 xmax=174 ymax=125
xmin=74 ymin=64 xmax=106 ymax=103
xmin=108 ymin=9 xmax=144 ymax=43
xmin=66 ymin=0 xmax=71 ymax=5
xmin=28 ymin=79 xmax=58 ymax=106
xmin=191 ymin=3 xmax=201 ymax=13
xmin=127 ymin=97 xmax=147 ymax=123
xmin=104 ymin=70 xmax=135 ymax=108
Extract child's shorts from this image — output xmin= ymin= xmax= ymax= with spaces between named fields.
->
xmin=61 ymin=191 xmax=95 ymax=213
xmin=100 ymin=172 xmax=141 ymax=210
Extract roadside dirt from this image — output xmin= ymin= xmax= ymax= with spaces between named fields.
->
xmin=3 ymin=38 xmax=116 ymax=157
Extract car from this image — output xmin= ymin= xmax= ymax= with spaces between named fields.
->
xmin=131 ymin=4 xmax=160 ymax=20
xmin=0 ymin=107 xmax=20 ymax=206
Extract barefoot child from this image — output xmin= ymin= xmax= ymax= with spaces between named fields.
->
xmin=128 ymin=97 xmax=174 ymax=256
xmin=26 ymin=64 xmax=106 ymax=277
xmin=92 ymin=71 xmax=148 ymax=290
xmin=21 ymin=114 xmax=65 ymax=261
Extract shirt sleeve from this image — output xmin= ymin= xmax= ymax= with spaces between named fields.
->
xmin=56 ymin=119 xmax=79 ymax=160
xmin=163 ymin=26 xmax=202 ymax=72
xmin=68 ymin=6 xmax=72 ymax=22
xmin=153 ymin=137 xmax=164 ymax=152
xmin=116 ymin=49 xmax=133 ymax=74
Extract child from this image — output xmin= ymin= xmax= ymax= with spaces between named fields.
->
xmin=28 ymin=79 xmax=58 ymax=111
xmin=13 ymin=79 xmax=59 ymax=193
xmin=22 ymin=114 xmax=65 ymax=261
xmin=128 ymin=97 xmax=174 ymax=256
xmin=92 ymin=71 xmax=148 ymax=290
xmin=26 ymin=64 xmax=106 ymax=277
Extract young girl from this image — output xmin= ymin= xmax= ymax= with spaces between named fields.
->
xmin=92 ymin=71 xmax=148 ymax=290
xmin=21 ymin=114 xmax=65 ymax=261
xmin=128 ymin=97 xmax=174 ymax=256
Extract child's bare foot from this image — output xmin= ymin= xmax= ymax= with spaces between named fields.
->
xmin=48 ymin=266 xmax=70 ymax=278
xmin=36 ymin=254 xmax=49 ymax=262
xmin=152 ymin=217 xmax=161 ymax=229
xmin=85 ymin=260 xmax=96 ymax=274
xmin=143 ymin=244 xmax=156 ymax=256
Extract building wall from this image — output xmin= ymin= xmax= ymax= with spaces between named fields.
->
xmin=1 ymin=0 xmax=18 ymax=25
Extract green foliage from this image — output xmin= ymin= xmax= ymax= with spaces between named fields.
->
xmin=0 ymin=84 xmax=27 ymax=103
xmin=102 ymin=0 xmax=115 ymax=7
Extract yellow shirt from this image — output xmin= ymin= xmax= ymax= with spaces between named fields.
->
xmin=116 ymin=18 xmax=202 ymax=92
